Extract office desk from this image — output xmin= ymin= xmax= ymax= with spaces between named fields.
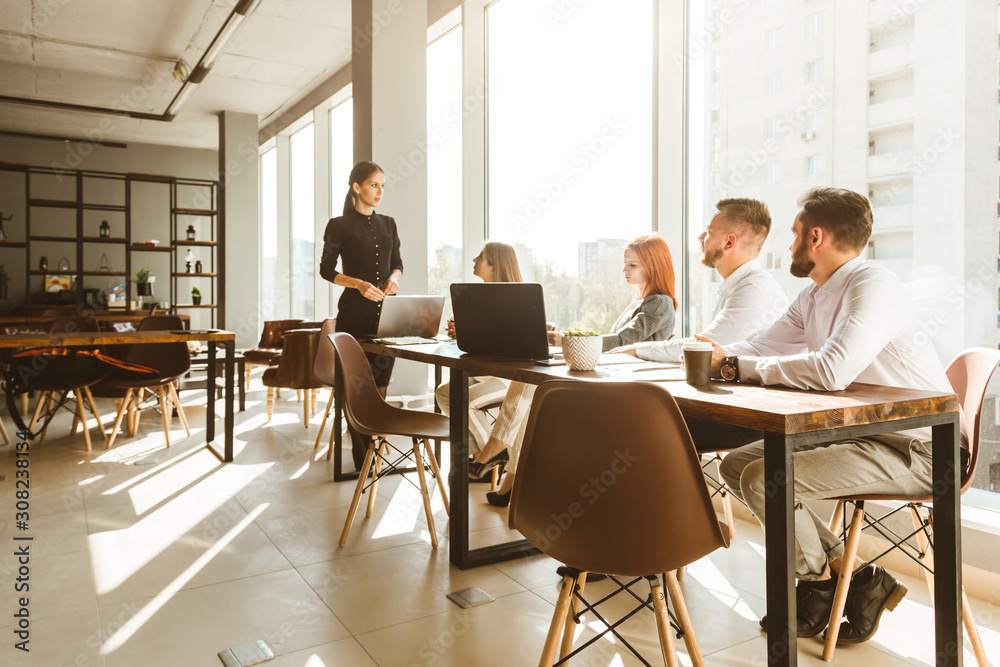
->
xmin=349 ymin=340 xmax=962 ymax=667
xmin=0 ymin=330 xmax=237 ymax=462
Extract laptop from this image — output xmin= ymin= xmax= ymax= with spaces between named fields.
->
xmin=372 ymin=295 xmax=445 ymax=343
xmin=450 ymin=283 xmax=550 ymax=360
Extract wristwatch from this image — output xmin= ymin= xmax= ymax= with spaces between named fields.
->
xmin=720 ymin=356 xmax=740 ymax=382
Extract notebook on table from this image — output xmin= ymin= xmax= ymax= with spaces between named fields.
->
xmin=370 ymin=295 xmax=445 ymax=344
xmin=450 ymin=283 xmax=550 ymax=360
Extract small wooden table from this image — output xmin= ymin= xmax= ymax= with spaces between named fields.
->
xmin=345 ymin=340 xmax=963 ymax=667
xmin=0 ymin=330 xmax=237 ymax=462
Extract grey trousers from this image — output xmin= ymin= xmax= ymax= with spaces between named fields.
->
xmin=719 ymin=433 xmax=934 ymax=580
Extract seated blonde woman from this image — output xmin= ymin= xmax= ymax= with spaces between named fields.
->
xmin=435 ymin=242 xmax=523 ymax=458
xmin=470 ymin=234 xmax=679 ymax=506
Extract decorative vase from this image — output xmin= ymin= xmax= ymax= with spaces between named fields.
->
xmin=137 ymin=282 xmax=153 ymax=297
xmin=562 ymin=335 xmax=602 ymax=371
xmin=192 ymin=295 xmax=202 ymax=305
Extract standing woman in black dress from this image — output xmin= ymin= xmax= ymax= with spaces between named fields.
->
xmin=320 ymin=161 xmax=403 ymax=468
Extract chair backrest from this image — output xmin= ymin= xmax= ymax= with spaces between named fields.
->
xmin=945 ymin=347 xmax=1000 ymax=491
xmin=508 ymin=381 xmax=729 ymax=577
xmin=312 ymin=318 xmax=337 ymax=387
xmin=127 ymin=315 xmax=191 ymax=378
xmin=258 ymin=319 xmax=304 ymax=348
xmin=270 ymin=329 xmax=322 ymax=389
xmin=329 ymin=332 xmax=394 ymax=435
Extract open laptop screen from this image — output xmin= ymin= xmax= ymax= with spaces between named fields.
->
xmin=450 ymin=283 xmax=549 ymax=360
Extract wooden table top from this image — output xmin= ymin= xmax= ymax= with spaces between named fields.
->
xmin=0 ymin=329 xmax=235 ymax=348
xmin=361 ymin=339 xmax=959 ymax=436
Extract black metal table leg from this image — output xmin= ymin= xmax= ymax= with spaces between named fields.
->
xmin=449 ymin=367 xmax=470 ymax=568
xmin=224 ymin=340 xmax=234 ymax=462
xmin=933 ymin=416 xmax=963 ymax=667
xmin=207 ymin=340 xmax=216 ymax=444
xmin=764 ymin=431 xmax=796 ymax=666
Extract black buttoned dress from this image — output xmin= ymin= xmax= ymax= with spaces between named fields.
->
xmin=319 ymin=208 xmax=403 ymax=386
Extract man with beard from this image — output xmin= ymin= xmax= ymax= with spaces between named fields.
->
xmin=699 ymin=187 xmax=954 ymax=645
xmin=618 ymin=197 xmax=788 ymax=362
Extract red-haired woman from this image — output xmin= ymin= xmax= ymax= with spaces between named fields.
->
xmin=471 ymin=233 xmax=678 ymax=506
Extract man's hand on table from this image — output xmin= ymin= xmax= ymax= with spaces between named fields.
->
xmin=694 ymin=334 xmax=728 ymax=377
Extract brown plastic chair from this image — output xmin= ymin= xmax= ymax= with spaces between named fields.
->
xmin=821 ymin=347 xmax=1000 ymax=663
xmin=330 ymin=332 xmax=450 ymax=549
xmin=104 ymin=315 xmax=191 ymax=449
xmin=261 ymin=328 xmax=323 ymax=424
xmin=244 ymin=319 xmax=304 ymax=389
xmin=311 ymin=318 xmax=338 ymax=457
xmin=26 ymin=315 xmax=106 ymax=450
xmin=508 ymin=380 xmax=730 ymax=666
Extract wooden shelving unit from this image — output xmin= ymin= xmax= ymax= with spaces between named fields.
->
xmin=0 ymin=162 xmax=222 ymax=325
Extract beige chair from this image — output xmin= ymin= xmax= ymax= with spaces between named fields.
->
xmin=509 ymin=380 xmax=730 ymax=666
xmin=821 ymin=347 xmax=1000 ymax=664
xmin=330 ymin=332 xmax=450 ymax=549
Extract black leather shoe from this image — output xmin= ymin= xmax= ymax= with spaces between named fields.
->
xmin=468 ymin=456 xmax=505 ymax=482
xmin=829 ymin=565 xmax=907 ymax=644
xmin=486 ymin=489 xmax=511 ymax=507
xmin=759 ymin=578 xmax=837 ymax=638
xmin=468 ymin=449 xmax=509 ymax=479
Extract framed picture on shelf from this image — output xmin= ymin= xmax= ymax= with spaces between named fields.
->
xmin=44 ymin=274 xmax=71 ymax=292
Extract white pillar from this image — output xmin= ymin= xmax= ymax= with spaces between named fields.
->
xmin=352 ymin=0 xmax=429 ymax=396
xmin=219 ymin=110 xmax=260 ymax=347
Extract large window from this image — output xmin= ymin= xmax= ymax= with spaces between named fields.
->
xmin=686 ymin=0 xmax=1000 ymax=508
xmin=290 ymin=122 xmax=315 ymax=319
xmin=486 ymin=0 xmax=654 ymax=332
xmin=427 ymin=22 xmax=463 ymax=321
xmin=330 ymin=98 xmax=353 ymax=215
xmin=260 ymin=146 xmax=278 ymax=314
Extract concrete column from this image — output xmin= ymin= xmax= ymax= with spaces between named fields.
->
xmin=219 ymin=110 xmax=260 ymax=347
xmin=462 ymin=0 xmax=488 ymax=281
xmin=352 ymin=0 xmax=429 ymax=396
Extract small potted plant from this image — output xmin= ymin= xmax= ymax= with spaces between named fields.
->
xmin=134 ymin=267 xmax=154 ymax=296
xmin=561 ymin=327 xmax=601 ymax=371
xmin=191 ymin=286 xmax=202 ymax=305
xmin=0 ymin=263 xmax=9 ymax=300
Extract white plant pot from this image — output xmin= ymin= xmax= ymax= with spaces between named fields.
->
xmin=562 ymin=335 xmax=602 ymax=371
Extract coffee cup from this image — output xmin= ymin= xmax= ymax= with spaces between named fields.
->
xmin=682 ymin=341 xmax=714 ymax=387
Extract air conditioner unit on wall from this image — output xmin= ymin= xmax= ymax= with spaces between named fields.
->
xmin=801 ymin=130 xmax=816 ymax=140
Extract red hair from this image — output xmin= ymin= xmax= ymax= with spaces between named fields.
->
xmin=626 ymin=234 xmax=677 ymax=309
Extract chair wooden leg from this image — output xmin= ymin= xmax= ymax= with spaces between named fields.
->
xmin=665 ymin=570 xmax=704 ymax=666
xmin=266 ymin=387 xmax=274 ymax=420
xmin=20 ymin=393 xmax=28 ymax=417
xmin=315 ymin=391 xmax=335 ymax=451
xmin=651 ymin=577 xmax=680 ymax=667
xmin=0 ymin=416 xmax=8 ymax=445
xmin=828 ymin=499 xmax=846 ymax=534
xmin=540 ymin=575 xmax=576 ymax=667
xmin=366 ymin=440 xmax=386 ymax=518
xmin=83 ymin=387 xmax=106 ymax=440
xmin=157 ymin=387 xmax=171 ymax=447
xmin=963 ymin=588 xmax=990 ymax=667
xmin=28 ymin=391 xmax=47 ymax=431
xmin=339 ymin=443 xmax=376 ymax=546
xmin=910 ymin=505 xmax=935 ymax=599
xmin=413 ymin=440 xmax=439 ymax=549
xmin=39 ymin=393 xmax=54 ymax=443
xmin=559 ymin=572 xmax=586 ymax=660
xmin=491 ymin=465 xmax=499 ymax=491
xmin=167 ymin=383 xmax=189 ymax=436
xmin=276 ymin=387 xmax=281 ymax=398
xmin=106 ymin=389 xmax=133 ymax=449
xmin=302 ymin=388 xmax=310 ymax=426
xmin=296 ymin=389 xmax=301 ymax=402
xmin=676 ymin=566 xmax=685 ymax=581
xmin=245 ymin=365 xmax=251 ymax=390
xmin=311 ymin=388 xmax=317 ymax=414
xmin=423 ymin=439 xmax=450 ymax=516
xmin=823 ymin=502 xmax=866 ymax=661
xmin=326 ymin=415 xmax=337 ymax=461
xmin=74 ymin=390 xmax=92 ymax=452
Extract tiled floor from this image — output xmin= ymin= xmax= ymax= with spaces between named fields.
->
xmin=1 ymin=385 xmax=998 ymax=666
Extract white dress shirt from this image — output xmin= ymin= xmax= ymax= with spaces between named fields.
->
xmin=726 ymin=257 xmax=951 ymax=397
xmin=634 ymin=259 xmax=789 ymax=362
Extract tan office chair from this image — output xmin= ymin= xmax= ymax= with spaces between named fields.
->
xmin=330 ymin=332 xmax=450 ymax=549
xmin=509 ymin=380 xmax=730 ymax=666
xmin=821 ymin=347 xmax=1000 ymax=664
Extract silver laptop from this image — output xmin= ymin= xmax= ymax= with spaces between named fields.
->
xmin=373 ymin=295 xmax=446 ymax=342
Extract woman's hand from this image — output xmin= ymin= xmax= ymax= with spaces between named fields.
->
xmin=446 ymin=317 xmax=456 ymax=339
xmin=383 ymin=277 xmax=400 ymax=296
xmin=356 ymin=280 xmax=385 ymax=302
xmin=547 ymin=331 xmax=563 ymax=347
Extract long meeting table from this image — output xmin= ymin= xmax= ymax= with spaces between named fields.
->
xmin=341 ymin=339 xmax=962 ymax=667
xmin=0 ymin=329 xmax=237 ymax=462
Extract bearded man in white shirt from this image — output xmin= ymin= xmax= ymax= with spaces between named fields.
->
xmin=701 ymin=187 xmax=954 ymax=645
xmin=618 ymin=198 xmax=790 ymax=449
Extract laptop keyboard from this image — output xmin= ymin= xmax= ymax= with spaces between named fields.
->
xmin=376 ymin=336 xmax=439 ymax=345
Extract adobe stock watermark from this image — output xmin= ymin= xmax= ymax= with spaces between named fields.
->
xmin=509 ymin=116 xmax=629 ymax=236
